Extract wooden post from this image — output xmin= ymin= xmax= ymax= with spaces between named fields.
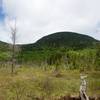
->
xmin=80 ymin=75 xmax=89 ymax=100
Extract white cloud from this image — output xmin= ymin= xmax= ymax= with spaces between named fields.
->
xmin=0 ymin=0 xmax=100 ymax=44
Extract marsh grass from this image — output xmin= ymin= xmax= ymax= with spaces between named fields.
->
xmin=0 ymin=66 xmax=99 ymax=99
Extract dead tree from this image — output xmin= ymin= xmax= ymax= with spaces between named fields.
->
xmin=10 ymin=20 xmax=17 ymax=74
xmin=80 ymin=75 xmax=89 ymax=100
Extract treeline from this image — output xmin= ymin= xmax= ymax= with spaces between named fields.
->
xmin=16 ymin=46 xmax=100 ymax=71
xmin=46 ymin=48 xmax=100 ymax=71
xmin=0 ymin=43 xmax=100 ymax=71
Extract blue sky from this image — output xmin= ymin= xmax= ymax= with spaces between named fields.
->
xmin=0 ymin=0 xmax=4 ymax=21
xmin=0 ymin=0 xmax=100 ymax=44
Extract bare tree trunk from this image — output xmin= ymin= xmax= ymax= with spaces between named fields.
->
xmin=80 ymin=75 xmax=89 ymax=100
xmin=11 ymin=43 xmax=15 ymax=74
xmin=10 ymin=19 xmax=17 ymax=74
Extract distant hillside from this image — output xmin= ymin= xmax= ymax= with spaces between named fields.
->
xmin=0 ymin=41 xmax=9 ymax=51
xmin=0 ymin=32 xmax=99 ymax=51
xmin=22 ymin=32 xmax=99 ymax=51
xmin=0 ymin=31 xmax=100 ymax=62
xmin=36 ymin=32 xmax=99 ymax=49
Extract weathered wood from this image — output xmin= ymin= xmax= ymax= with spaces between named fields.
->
xmin=80 ymin=75 xmax=89 ymax=100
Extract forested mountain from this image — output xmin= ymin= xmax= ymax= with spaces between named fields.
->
xmin=0 ymin=41 xmax=9 ymax=51
xmin=0 ymin=32 xmax=100 ymax=64
xmin=22 ymin=32 xmax=99 ymax=51
xmin=0 ymin=32 xmax=99 ymax=51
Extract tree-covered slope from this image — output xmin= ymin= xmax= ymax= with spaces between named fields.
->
xmin=0 ymin=31 xmax=100 ymax=62
xmin=22 ymin=32 xmax=99 ymax=51
xmin=35 ymin=32 xmax=98 ymax=49
xmin=0 ymin=41 xmax=9 ymax=51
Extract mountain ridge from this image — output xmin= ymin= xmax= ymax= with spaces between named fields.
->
xmin=22 ymin=32 xmax=99 ymax=51
xmin=0 ymin=32 xmax=99 ymax=51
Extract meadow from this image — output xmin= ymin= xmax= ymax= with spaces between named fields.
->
xmin=0 ymin=65 xmax=99 ymax=100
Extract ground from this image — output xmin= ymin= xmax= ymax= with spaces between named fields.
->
xmin=0 ymin=66 xmax=99 ymax=100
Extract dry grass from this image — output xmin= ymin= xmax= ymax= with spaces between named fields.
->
xmin=0 ymin=66 xmax=99 ymax=100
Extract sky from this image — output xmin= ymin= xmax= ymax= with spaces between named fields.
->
xmin=0 ymin=0 xmax=100 ymax=44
